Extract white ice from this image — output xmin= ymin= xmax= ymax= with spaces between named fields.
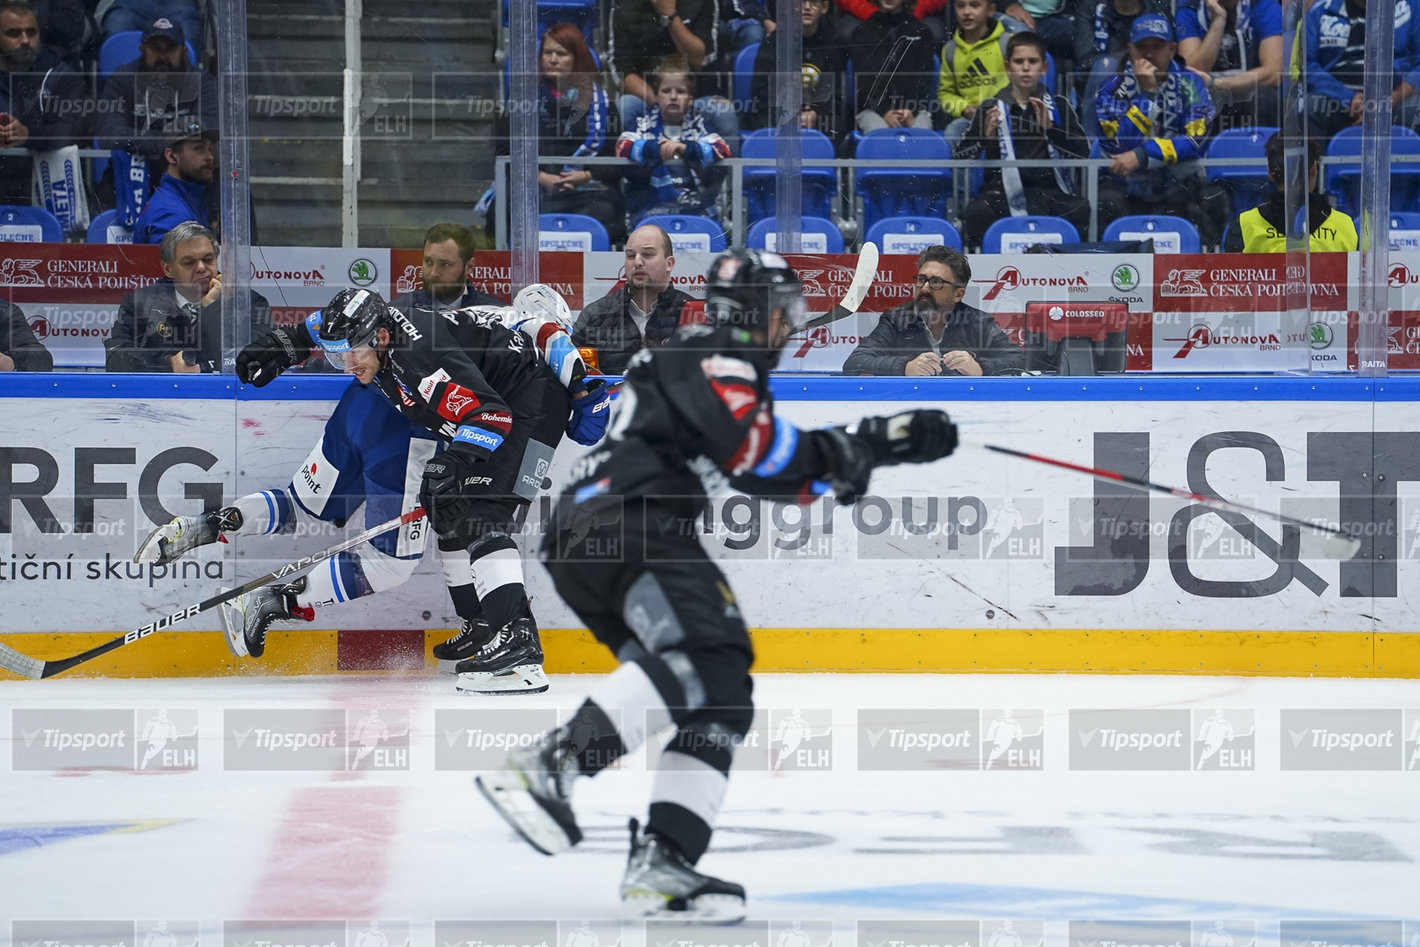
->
xmin=1 ymin=671 xmax=1417 ymax=946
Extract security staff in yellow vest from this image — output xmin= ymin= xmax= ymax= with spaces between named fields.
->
xmin=1224 ymin=132 xmax=1358 ymax=252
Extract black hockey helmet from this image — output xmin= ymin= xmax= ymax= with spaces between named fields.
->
xmin=704 ymin=249 xmax=806 ymax=344
xmin=313 ymin=288 xmax=391 ymax=370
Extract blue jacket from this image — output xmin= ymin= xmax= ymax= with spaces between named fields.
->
xmin=1174 ymin=0 xmax=1282 ymax=73
xmin=1097 ymin=59 xmax=1216 ymax=195
xmin=134 ymin=174 xmax=209 ymax=244
xmin=1305 ymin=0 xmax=1420 ymax=107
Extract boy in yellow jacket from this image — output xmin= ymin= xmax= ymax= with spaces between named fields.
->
xmin=938 ymin=0 xmax=1017 ymax=146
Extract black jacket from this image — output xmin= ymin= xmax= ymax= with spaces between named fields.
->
xmin=954 ymin=83 xmax=1090 ymax=193
xmin=746 ymin=25 xmax=847 ymax=141
xmin=843 ymin=302 xmax=1026 ymax=375
xmin=572 ymin=284 xmax=694 ymax=375
xmin=0 ymin=48 xmax=87 ymax=202
xmin=106 ymin=280 xmax=273 ymax=373
xmin=847 ymin=7 xmax=938 ymax=117
xmin=1 ymin=300 xmax=53 ymax=371
xmin=391 ymin=284 xmax=506 ymax=313
xmin=610 ymin=0 xmax=719 ymax=82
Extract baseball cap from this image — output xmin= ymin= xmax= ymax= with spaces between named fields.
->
xmin=142 ymin=17 xmax=185 ymax=45
xmin=1129 ymin=13 xmax=1173 ymax=43
xmin=165 ymin=116 xmax=213 ymax=147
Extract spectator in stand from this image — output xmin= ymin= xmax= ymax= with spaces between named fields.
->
xmin=133 ymin=118 xmax=214 ymax=244
xmin=609 ymin=0 xmax=738 ymax=148
xmin=106 ymin=222 xmax=272 ymax=374
xmin=95 ymin=16 xmax=217 ymax=180
xmin=848 ymin=0 xmax=939 ymax=131
xmin=392 ymin=222 xmax=507 ymax=312
xmin=1223 ymin=133 xmax=1358 ymax=252
xmin=1304 ymin=0 xmax=1420 ymax=142
xmin=0 ymin=299 xmax=53 ymax=371
xmin=616 ymin=54 xmax=733 ymax=226
xmin=993 ymin=0 xmax=1074 ymax=65
xmin=722 ymin=0 xmax=775 ymax=53
xmin=956 ymin=32 xmax=1091 ymax=249
xmin=30 ymin=0 xmax=93 ymax=67
xmin=94 ymin=0 xmax=201 ymax=51
xmin=1175 ymin=0 xmax=1282 ymax=131
xmin=572 ymin=223 xmax=693 ymax=374
xmin=843 ymin=245 xmax=1024 ymax=376
xmin=938 ymin=0 xmax=1017 ymax=145
xmin=745 ymin=0 xmax=846 ymax=145
xmin=1074 ymin=0 xmax=1168 ymax=130
xmin=1095 ymin=14 xmax=1230 ymax=247
xmin=0 ymin=1 xmax=86 ymax=205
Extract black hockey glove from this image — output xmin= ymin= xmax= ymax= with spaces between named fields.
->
xmin=237 ymin=327 xmax=312 ymax=387
xmin=818 ymin=427 xmax=877 ymax=505
xmin=855 ymin=409 xmax=957 ymax=466
xmin=420 ymin=449 xmax=483 ymax=541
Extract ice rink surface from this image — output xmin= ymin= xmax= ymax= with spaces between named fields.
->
xmin=1 ymin=671 xmax=1418 ymax=947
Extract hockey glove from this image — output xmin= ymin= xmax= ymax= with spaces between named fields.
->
xmin=566 ymin=377 xmax=612 ymax=446
xmin=855 ymin=409 xmax=957 ymax=466
xmin=420 ymin=449 xmax=484 ymax=541
xmin=818 ymin=427 xmax=877 ymax=505
xmin=237 ymin=327 xmax=312 ymax=386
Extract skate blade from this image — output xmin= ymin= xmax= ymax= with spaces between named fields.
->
xmin=133 ymin=521 xmax=178 ymax=564
xmin=620 ymin=891 xmax=747 ymax=924
xmin=475 ymin=771 xmax=574 ymax=855
xmin=216 ymin=589 xmax=249 ymax=659
xmin=456 ymin=664 xmax=549 ymax=695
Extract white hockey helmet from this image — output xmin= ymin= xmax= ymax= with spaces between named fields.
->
xmin=511 ymin=283 xmax=573 ymax=332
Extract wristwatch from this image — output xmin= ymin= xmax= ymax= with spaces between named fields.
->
xmin=656 ymin=11 xmax=675 ymax=27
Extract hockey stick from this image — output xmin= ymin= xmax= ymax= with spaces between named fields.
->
xmin=961 ymin=438 xmax=1362 ymax=559
xmin=0 ymin=507 xmax=427 ymax=680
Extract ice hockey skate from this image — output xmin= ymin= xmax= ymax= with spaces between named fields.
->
xmin=619 ymin=818 xmax=746 ymax=922
xmin=218 ymin=579 xmax=313 ymax=658
xmin=432 ymin=617 xmax=493 ymax=673
xmin=134 ymin=508 xmax=241 ymax=564
xmin=475 ymin=726 xmax=583 ymax=854
xmin=454 ymin=615 xmax=548 ymax=694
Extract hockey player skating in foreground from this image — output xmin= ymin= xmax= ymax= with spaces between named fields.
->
xmin=136 ymin=285 xmax=609 ymax=694
xmin=476 ymin=250 xmax=958 ymax=920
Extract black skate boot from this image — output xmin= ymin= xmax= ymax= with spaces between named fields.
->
xmin=218 ymin=578 xmax=313 ymax=658
xmin=432 ymin=617 xmax=493 ymax=674
xmin=474 ymin=725 xmax=584 ymax=855
xmin=619 ymin=819 xmax=746 ymax=922
xmin=453 ymin=615 xmax=548 ymax=695
xmin=134 ymin=507 xmax=242 ymax=564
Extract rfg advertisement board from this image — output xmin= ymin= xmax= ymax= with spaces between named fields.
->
xmin=3 ymin=378 xmax=1420 ymax=636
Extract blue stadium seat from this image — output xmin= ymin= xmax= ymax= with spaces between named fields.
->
xmin=1326 ymin=125 xmax=1420 ymax=215
xmin=746 ymin=215 xmax=845 ymax=253
xmin=864 ymin=215 xmax=962 ymax=254
xmin=982 ymin=214 xmax=1079 ymax=253
xmin=98 ymin=30 xmax=197 ymax=80
xmin=742 ymin=128 xmax=837 ymax=223
xmin=538 ymin=213 xmax=610 ymax=251
xmin=854 ymin=128 xmax=953 ymax=232
xmin=733 ymin=42 xmax=760 ymax=108
xmin=1389 ymin=212 xmax=1420 ymax=251
xmin=1102 ymin=214 xmax=1201 ymax=253
xmin=638 ymin=214 xmax=727 ymax=252
xmin=86 ymin=208 xmax=133 ymax=244
xmin=1205 ymin=126 xmax=1278 ymax=216
xmin=0 ymin=206 xmax=63 ymax=242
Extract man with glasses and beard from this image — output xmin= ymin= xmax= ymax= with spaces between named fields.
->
xmin=842 ymin=245 xmax=1025 ymax=376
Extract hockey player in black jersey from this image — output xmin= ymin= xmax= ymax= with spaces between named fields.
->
xmin=216 ymin=286 xmax=605 ymax=694
xmin=476 ymin=250 xmax=957 ymax=920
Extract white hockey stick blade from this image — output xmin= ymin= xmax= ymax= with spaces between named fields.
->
xmin=0 ymin=641 xmax=44 ymax=679
xmin=802 ymin=241 xmax=878 ymax=331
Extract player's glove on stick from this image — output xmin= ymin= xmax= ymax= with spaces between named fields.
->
xmin=855 ymin=409 xmax=957 ymax=466
xmin=237 ymin=327 xmax=312 ymax=386
xmin=566 ymin=377 xmax=612 ymax=446
xmin=818 ymin=427 xmax=877 ymax=505
xmin=420 ymin=449 xmax=483 ymax=541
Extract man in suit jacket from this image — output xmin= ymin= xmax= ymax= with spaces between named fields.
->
xmin=1 ymin=299 xmax=54 ymax=372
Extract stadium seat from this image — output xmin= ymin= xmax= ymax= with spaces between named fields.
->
xmin=98 ymin=30 xmax=197 ymax=80
xmin=638 ymin=214 xmax=727 ymax=252
xmin=1205 ymin=126 xmax=1278 ymax=216
xmin=853 ymin=128 xmax=953 ymax=231
xmin=1389 ymin=211 xmax=1420 ymax=251
xmin=733 ymin=42 xmax=760 ymax=108
xmin=864 ymin=215 xmax=962 ymax=254
xmin=538 ymin=213 xmax=609 ymax=251
xmin=85 ymin=209 xmax=133 ymax=244
xmin=0 ymin=205 xmax=63 ymax=242
xmin=982 ymin=215 xmax=1079 ymax=253
xmin=1102 ymin=214 xmax=1201 ymax=253
xmin=1326 ymin=125 xmax=1420 ymax=215
xmin=746 ymin=215 xmax=845 ymax=253
xmin=742 ymin=128 xmax=837 ymax=223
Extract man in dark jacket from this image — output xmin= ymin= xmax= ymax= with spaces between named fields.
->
xmin=745 ymin=0 xmax=846 ymax=143
xmin=105 ymin=221 xmax=271 ymax=373
xmin=391 ymin=222 xmax=507 ymax=313
xmin=847 ymin=0 xmax=939 ymax=131
xmin=1 ymin=299 xmax=53 ymax=371
xmin=843 ymin=245 xmax=1025 ymax=375
xmin=572 ymin=223 xmax=693 ymax=374
xmin=0 ymin=2 xmax=86 ymax=204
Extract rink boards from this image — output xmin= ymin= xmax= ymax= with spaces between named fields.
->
xmin=1 ymin=373 xmax=1419 ymax=678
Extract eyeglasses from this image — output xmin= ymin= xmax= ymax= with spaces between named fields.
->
xmin=913 ymin=274 xmax=963 ymax=290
